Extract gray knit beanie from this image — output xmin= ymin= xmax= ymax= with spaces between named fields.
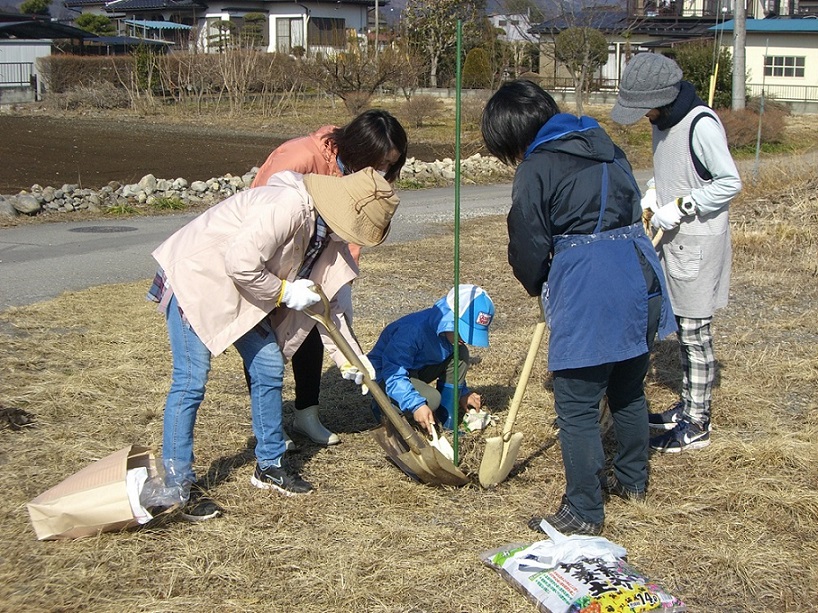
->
xmin=611 ymin=53 xmax=683 ymax=125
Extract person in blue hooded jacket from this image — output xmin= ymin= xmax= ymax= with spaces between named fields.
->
xmin=367 ymin=284 xmax=494 ymax=435
xmin=481 ymin=80 xmax=676 ymax=536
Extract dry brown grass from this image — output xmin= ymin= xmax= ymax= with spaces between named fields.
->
xmin=1 ymin=160 xmax=818 ymax=612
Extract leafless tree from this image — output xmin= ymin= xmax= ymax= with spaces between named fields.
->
xmin=402 ymin=0 xmax=485 ymax=88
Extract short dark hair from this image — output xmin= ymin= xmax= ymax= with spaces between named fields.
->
xmin=328 ymin=109 xmax=408 ymax=183
xmin=481 ymin=80 xmax=561 ymax=166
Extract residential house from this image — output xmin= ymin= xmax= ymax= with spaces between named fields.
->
xmin=712 ymin=17 xmax=818 ymax=111
xmin=529 ymin=0 xmax=808 ymax=92
xmin=64 ymin=0 xmax=384 ymax=54
xmin=0 ymin=12 xmax=94 ymax=102
xmin=487 ymin=10 xmax=538 ymax=77
xmin=488 ymin=10 xmax=534 ymax=43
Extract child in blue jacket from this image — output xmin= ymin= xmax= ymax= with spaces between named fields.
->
xmin=368 ymin=284 xmax=494 ymax=434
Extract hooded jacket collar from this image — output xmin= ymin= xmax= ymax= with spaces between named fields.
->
xmin=433 ymin=294 xmax=456 ymax=339
xmin=524 ymin=113 xmax=615 ymax=163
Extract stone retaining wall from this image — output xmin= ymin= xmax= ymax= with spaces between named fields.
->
xmin=0 ymin=154 xmax=514 ymax=219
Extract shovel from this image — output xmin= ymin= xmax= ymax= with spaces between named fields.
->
xmin=642 ymin=210 xmax=664 ymax=247
xmin=304 ymin=285 xmax=469 ymax=487
xmin=478 ymin=308 xmax=546 ymax=488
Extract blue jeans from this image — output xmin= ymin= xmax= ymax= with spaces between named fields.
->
xmin=162 ymin=294 xmax=286 ymax=488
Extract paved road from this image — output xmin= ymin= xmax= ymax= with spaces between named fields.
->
xmin=0 ymin=183 xmax=515 ymax=310
xmin=0 ymin=170 xmax=653 ymax=310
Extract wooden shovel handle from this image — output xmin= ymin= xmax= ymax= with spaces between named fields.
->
xmin=643 ymin=210 xmax=664 ymax=247
xmin=501 ymin=304 xmax=546 ymax=442
xmin=303 ymin=284 xmax=426 ymax=454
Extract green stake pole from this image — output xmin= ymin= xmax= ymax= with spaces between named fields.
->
xmin=452 ymin=20 xmax=463 ymax=465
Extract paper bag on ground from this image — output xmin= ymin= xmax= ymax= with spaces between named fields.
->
xmin=27 ymin=444 xmax=158 ymax=540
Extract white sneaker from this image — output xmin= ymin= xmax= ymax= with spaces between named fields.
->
xmin=291 ymin=405 xmax=340 ymax=446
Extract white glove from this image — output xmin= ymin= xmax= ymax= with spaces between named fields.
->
xmin=640 ymin=186 xmax=657 ymax=213
xmin=651 ymin=200 xmax=684 ymax=231
xmin=341 ymin=355 xmax=375 ymax=395
xmin=281 ymin=279 xmax=320 ymax=311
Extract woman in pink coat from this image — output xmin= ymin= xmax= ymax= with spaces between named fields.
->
xmin=148 ymin=168 xmax=399 ymax=520
xmin=251 ymin=109 xmax=407 ymax=446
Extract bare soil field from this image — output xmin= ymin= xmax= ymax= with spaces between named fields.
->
xmin=0 ymin=113 xmax=451 ymax=194
xmin=3 ymin=101 xmax=816 ymax=197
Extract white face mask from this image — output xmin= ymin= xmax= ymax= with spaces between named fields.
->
xmin=376 ymin=169 xmax=387 ymax=177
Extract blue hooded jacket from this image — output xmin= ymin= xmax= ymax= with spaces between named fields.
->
xmin=510 ymin=113 xmax=675 ymax=370
xmin=367 ymin=295 xmax=469 ymax=413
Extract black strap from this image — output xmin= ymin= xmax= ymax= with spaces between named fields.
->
xmin=689 ymin=113 xmax=717 ymax=182
xmin=595 ymin=163 xmax=608 ymax=234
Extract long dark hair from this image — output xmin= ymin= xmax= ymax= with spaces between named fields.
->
xmin=327 ymin=109 xmax=408 ymax=183
xmin=481 ymin=80 xmax=560 ymax=166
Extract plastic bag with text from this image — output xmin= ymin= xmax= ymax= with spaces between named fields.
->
xmin=479 ymin=521 xmax=686 ymax=613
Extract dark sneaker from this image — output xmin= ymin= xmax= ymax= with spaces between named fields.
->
xmin=648 ymin=401 xmax=686 ymax=430
xmin=528 ymin=496 xmax=603 ymax=536
xmin=650 ymin=420 xmax=711 ymax=453
xmin=604 ymin=476 xmax=647 ymax=502
xmin=180 ymin=484 xmax=224 ymax=522
xmin=250 ymin=464 xmax=313 ymax=496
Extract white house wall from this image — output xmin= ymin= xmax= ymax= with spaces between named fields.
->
xmin=195 ymin=1 xmax=368 ymax=54
xmin=744 ymin=32 xmax=818 ymax=83
xmin=739 ymin=32 xmax=818 ymax=101
xmin=0 ymin=40 xmax=50 ymax=86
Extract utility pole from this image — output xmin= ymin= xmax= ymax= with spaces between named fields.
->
xmin=374 ymin=0 xmax=379 ymax=58
xmin=732 ymin=0 xmax=746 ymax=110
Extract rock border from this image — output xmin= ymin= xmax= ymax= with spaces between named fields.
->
xmin=0 ymin=154 xmax=514 ymax=219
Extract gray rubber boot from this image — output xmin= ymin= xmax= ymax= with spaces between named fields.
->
xmin=283 ymin=429 xmax=297 ymax=452
xmin=291 ymin=405 xmax=340 ymax=446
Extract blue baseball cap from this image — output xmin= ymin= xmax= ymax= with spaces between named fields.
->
xmin=447 ymin=284 xmax=494 ymax=347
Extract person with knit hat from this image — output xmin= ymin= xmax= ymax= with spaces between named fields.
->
xmin=367 ymin=284 xmax=495 ymax=435
xmin=250 ymin=110 xmax=408 ymax=448
xmin=147 ymin=167 xmax=399 ymax=519
xmin=612 ymin=53 xmax=742 ymax=453
xmin=481 ymin=79 xmax=676 ymax=536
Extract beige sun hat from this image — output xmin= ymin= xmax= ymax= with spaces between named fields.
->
xmin=303 ymin=167 xmax=400 ymax=247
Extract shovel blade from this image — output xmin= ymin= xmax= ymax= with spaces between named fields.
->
xmin=371 ymin=424 xmax=425 ymax=482
xmin=478 ymin=431 xmax=524 ymax=488
xmin=371 ymin=422 xmax=469 ymax=487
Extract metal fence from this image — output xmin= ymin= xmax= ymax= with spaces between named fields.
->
xmin=747 ymin=83 xmax=818 ymax=103
xmin=0 ymin=62 xmax=35 ymax=87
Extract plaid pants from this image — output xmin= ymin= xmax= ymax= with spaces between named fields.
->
xmin=677 ymin=316 xmax=715 ymax=425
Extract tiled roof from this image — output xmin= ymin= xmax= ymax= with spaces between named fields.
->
xmin=104 ymin=0 xmax=206 ymax=11
xmin=0 ymin=16 xmax=97 ymax=39
xmin=530 ymin=9 xmax=632 ymax=33
xmin=531 ymin=10 xmax=720 ymax=38
xmin=66 ymin=0 xmax=383 ymax=9
xmin=63 ymin=0 xmax=107 ymax=6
